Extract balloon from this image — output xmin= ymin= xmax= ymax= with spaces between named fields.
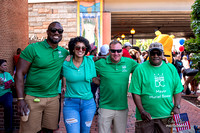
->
xmin=179 ymin=39 xmax=185 ymax=45
xmin=179 ymin=46 xmax=184 ymax=52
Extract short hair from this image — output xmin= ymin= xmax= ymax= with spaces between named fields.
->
xmin=47 ymin=21 xmax=62 ymax=30
xmin=17 ymin=48 xmax=21 ymax=54
xmin=0 ymin=59 xmax=7 ymax=66
xmin=109 ymin=40 xmax=122 ymax=48
xmin=68 ymin=36 xmax=91 ymax=56
xmin=183 ymin=56 xmax=188 ymax=60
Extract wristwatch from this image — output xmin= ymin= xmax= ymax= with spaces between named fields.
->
xmin=174 ymin=105 xmax=181 ymax=109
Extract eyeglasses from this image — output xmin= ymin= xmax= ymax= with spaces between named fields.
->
xmin=75 ymin=46 xmax=87 ymax=51
xmin=110 ymin=49 xmax=122 ymax=53
xmin=150 ymin=51 xmax=162 ymax=56
xmin=50 ymin=28 xmax=64 ymax=34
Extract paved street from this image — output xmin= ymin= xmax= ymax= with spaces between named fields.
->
xmin=54 ymin=94 xmax=200 ymax=133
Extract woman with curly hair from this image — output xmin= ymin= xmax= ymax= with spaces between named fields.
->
xmin=62 ymin=36 xmax=97 ymax=133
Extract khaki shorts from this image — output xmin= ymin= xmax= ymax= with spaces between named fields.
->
xmin=98 ymin=108 xmax=128 ymax=133
xmin=19 ymin=95 xmax=60 ymax=133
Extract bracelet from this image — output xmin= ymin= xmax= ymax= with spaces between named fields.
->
xmin=17 ymin=97 xmax=24 ymax=100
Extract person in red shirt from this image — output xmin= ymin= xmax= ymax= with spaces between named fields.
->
xmin=13 ymin=48 xmax=21 ymax=67
xmin=122 ymin=42 xmax=132 ymax=59
xmin=13 ymin=48 xmax=21 ymax=73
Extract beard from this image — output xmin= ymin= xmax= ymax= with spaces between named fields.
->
xmin=47 ymin=36 xmax=62 ymax=44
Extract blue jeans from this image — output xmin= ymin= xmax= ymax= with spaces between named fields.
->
xmin=0 ymin=92 xmax=13 ymax=132
xmin=63 ymin=98 xmax=96 ymax=133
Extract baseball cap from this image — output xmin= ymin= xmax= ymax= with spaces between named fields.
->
xmin=100 ymin=44 xmax=109 ymax=55
xmin=124 ymin=42 xmax=132 ymax=47
xmin=148 ymin=42 xmax=164 ymax=52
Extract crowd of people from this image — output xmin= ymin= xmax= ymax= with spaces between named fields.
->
xmin=0 ymin=21 xmax=199 ymax=133
xmin=173 ymin=52 xmax=199 ymax=95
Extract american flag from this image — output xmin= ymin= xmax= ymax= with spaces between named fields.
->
xmin=173 ymin=113 xmax=191 ymax=132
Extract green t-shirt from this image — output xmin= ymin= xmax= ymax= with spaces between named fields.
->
xmin=0 ymin=72 xmax=14 ymax=97
xmin=62 ymin=56 xmax=96 ymax=100
xmin=20 ymin=40 xmax=69 ymax=97
xmin=95 ymin=56 xmax=138 ymax=110
xmin=129 ymin=61 xmax=183 ymax=120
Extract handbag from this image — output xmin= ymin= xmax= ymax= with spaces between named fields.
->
xmin=184 ymin=68 xmax=199 ymax=76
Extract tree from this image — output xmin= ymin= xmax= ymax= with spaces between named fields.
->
xmin=184 ymin=0 xmax=200 ymax=81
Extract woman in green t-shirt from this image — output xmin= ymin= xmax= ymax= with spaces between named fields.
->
xmin=62 ymin=36 xmax=97 ymax=133
xmin=0 ymin=59 xmax=14 ymax=132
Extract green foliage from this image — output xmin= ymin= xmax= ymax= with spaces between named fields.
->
xmin=190 ymin=0 xmax=200 ymax=37
xmin=185 ymin=0 xmax=200 ymax=82
xmin=190 ymin=53 xmax=200 ymax=81
xmin=135 ymin=39 xmax=153 ymax=51
xmin=184 ymin=36 xmax=200 ymax=53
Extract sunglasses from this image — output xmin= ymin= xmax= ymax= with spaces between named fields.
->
xmin=75 ymin=46 xmax=87 ymax=51
xmin=150 ymin=51 xmax=162 ymax=56
xmin=110 ymin=49 xmax=122 ymax=53
xmin=50 ymin=28 xmax=64 ymax=34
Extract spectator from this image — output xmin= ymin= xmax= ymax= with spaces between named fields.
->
xmin=129 ymin=48 xmax=141 ymax=63
xmin=90 ymin=45 xmax=97 ymax=56
xmin=182 ymin=55 xmax=190 ymax=89
xmin=122 ymin=42 xmax=132 ymax=58
xmin=62 ymin=36 xmax=96 ymax=133
xmin=184 ymin=53 xmax=199 ymax=95
xmin=174 ymin=54 xmax=183 ymax=79
xmin=182 ymin=55 xmax=190 ymax=69
xmin=0 ymin=59 xmax=14 ymax=133
xmin=13 ymin=48 xmax=21 ymax=73
xmin=15 ymin=21 xmax=69 ymax=133
xmin=99 ymin=44 xmax=109 ymax=56
xmin=94 ymin=40 xmax=138 ymax=133
xmin=129 ymin=42 xmax=183 ymax=133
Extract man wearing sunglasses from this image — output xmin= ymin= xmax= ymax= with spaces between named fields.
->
xmin=15 ymin=21 xmax=69 ymax=133
xmin=129 ymin=42 xmax=183 ymax=133
xmin=94 ymin=40 xmax=139 ymax=133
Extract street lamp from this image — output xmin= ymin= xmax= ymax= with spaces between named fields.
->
xmin=121 ymin=34 xmax=125 ymax=44
xmin=130 ymin=28 xmax=135 ymax=45
xmin=117 ymin=37 xmax=120 ymax=41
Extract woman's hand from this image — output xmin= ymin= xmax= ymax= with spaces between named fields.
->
xmin=65 ymin=55 xmax=72 ymax=62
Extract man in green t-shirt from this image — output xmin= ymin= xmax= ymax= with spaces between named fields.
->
xmin=15 ymin=21 xmax=69 ymax=133
xmin=129 ymin=42 xmax=183 ymax=133
xmin=94 ymin=41 xmax=138 ymax=133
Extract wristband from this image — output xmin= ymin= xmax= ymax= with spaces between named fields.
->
xmin=17 ymin=97 xmax=24 ymax=100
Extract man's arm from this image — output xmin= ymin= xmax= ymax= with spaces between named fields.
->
xmin=132 ymin=94 xmax=152 ymax=121
xmin=15 ymin=58 xmax=31 ymax=115
xmin=173 ymin=92 xmax=181 ymax=114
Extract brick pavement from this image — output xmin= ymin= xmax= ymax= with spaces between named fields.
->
xmin=0 ymin=95 xmax=199 ymax=133
xmin=54 ymin=95 xmax=200 ymax=133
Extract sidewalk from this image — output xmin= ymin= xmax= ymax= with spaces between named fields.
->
xmin=54 ymin=95 xmax=200 ymax=133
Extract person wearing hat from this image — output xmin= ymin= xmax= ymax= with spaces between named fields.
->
xmin=99 ymin=44 xmax=109 ymax=56
xmin=129 ymin=42 xmax=183 ymax=133
xmin=122 ymin=42 xmax=132 ymax=59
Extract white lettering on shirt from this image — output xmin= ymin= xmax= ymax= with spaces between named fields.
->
xmin=154 ymin=73 xmax=165 ymax=87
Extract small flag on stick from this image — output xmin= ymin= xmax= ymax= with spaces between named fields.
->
xmin=173 ymin=113 xmax=191 ymax=132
